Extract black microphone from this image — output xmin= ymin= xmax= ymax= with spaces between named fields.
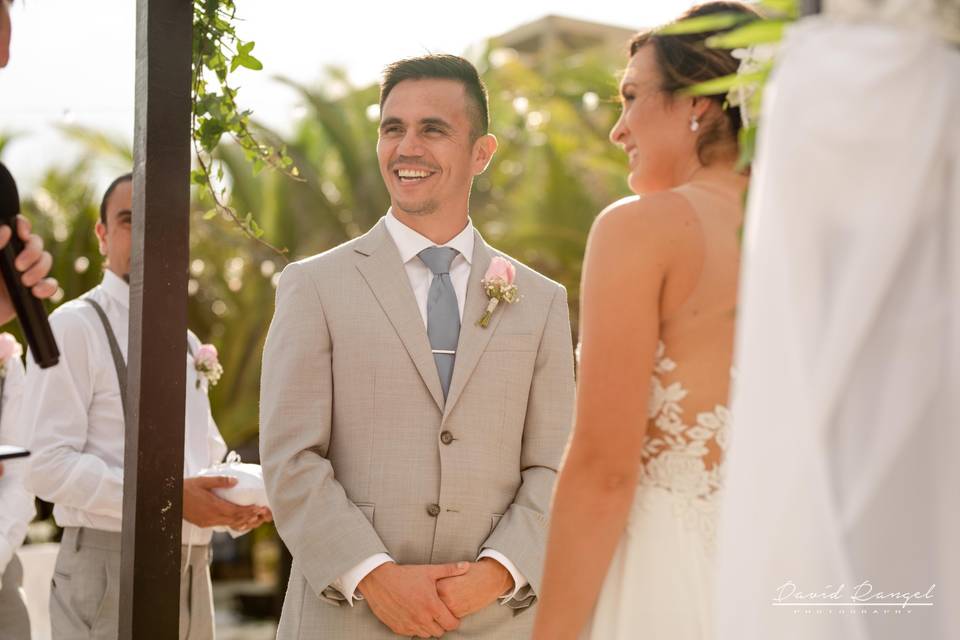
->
xmin=0 ymin=162 xmax=59 ymax=368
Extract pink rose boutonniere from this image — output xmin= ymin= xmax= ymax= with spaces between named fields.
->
xmin=194 ymin=343 xmax=223 ymax=389
xmin=0 ymin=333 xmax=23 ymax=378
xmin=478 ymin=256 xmax=520 ymax=328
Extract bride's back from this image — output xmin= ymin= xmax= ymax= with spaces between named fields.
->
xmin=643 ymin=177 xmax=745 ymax=483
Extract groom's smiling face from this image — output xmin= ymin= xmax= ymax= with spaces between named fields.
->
xmin=377 ymin=78 xmax=493 ymax=217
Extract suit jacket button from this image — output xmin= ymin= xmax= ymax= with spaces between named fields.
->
xmin=440 ymin=431 xmax=454 ymax=445
xmin=427 ymin=503 xmax=441 ymax=517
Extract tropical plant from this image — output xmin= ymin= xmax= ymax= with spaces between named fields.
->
xmin=192 ymin=0 xmax=299 ymax=255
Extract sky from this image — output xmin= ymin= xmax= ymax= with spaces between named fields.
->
xmin=0 ymin=0 xmax=699 ymax=190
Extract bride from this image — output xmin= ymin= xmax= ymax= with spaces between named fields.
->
xmin=533 ymin=3 xmax=756 ymax=638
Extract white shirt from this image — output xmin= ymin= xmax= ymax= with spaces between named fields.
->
xmin=0 ymin=352 xmax=34 ymax=579
xmin=331 ymin=212 xmax=528 ymax=604
xmin=23 ymin=271 xmax=228 ymax=546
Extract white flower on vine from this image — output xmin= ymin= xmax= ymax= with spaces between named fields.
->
xmin=729 ymin=44 xmax=779 ymax=128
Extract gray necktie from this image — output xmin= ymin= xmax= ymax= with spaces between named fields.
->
xmin=418 ymin=246 xmax=461 ymax=401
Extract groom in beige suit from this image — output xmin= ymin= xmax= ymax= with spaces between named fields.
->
xmin=260 ymin=55 xmax=575 ymax=638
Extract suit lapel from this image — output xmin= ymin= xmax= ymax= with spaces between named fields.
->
xmin=355 ymin=220 xmax=445 ymax=412
xmin=442 ymin=232 xmax=504 ymax=422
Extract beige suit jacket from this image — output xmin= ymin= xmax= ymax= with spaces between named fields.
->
xmin=260 ymin=218 xmax=575 ymax=638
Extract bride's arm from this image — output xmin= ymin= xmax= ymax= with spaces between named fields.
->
xmin=532 ymin=195 xmax=682 ymax=639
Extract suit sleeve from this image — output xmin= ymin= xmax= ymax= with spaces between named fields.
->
xmin=481 ymin=284 xmax=575 ymax=608
xmin=260 ymin=261 xmax=388 ymax=605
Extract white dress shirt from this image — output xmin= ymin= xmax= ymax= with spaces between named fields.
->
xmin=0 ymin=353 xmax=35 ymax=579
xmin=23 ymin=270 xmax=228 ymax=546
xmin=331 ymin=211 xmax=529 ymax=605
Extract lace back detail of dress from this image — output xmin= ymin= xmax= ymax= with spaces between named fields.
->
xmin=637 ymin=341 xmax=731 ymax=551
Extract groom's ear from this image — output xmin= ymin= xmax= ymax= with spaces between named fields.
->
xmin=472 ymin=133 xmax=498 ymax=175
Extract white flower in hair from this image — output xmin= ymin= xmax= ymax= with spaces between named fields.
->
xmin=729 ymin=44 xmax=778 ymax=128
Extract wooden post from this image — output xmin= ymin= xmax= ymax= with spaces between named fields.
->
xmin=800 ymin=0 xmax=821 ymax=15
xmin=119 ymin=0 xmax=193 ymax=637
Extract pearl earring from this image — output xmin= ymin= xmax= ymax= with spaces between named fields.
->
xmin=690 ymin=115 xmax=700 ymax=132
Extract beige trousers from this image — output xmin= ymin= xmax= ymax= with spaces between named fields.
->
xmin=0 ymin=554 xmax=30 ymax=640
xmin=50 ymin=527 xmax=214 ymax=640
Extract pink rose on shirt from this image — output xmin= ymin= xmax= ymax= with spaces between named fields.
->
xmin=196 ymin=343 xmax=219 ymax=367
xmin=478 ymin=257 xmax=520 ymax=328
xmin=0 ymin=333 xmax=22 ymax=361
xmin=194 ymin=343 xmax=223 ymax=388
xmin=0 ymin=333 xmax=23 ymax=377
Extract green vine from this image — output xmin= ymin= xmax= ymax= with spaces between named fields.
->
xmin=192 ymin=0 xmax=300 ymax=259
xmin=661 ymin=0 xmax=800 ymax=170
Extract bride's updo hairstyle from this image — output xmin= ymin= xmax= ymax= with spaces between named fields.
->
xmin=630 ymin=1 xmax=760 ymax=166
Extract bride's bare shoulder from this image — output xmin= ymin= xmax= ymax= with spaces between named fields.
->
xmin=589 ymin=193 xmax=700 ymax=260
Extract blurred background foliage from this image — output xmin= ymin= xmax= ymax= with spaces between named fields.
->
xmin=6 ymin=40 xmax=631 ymax=449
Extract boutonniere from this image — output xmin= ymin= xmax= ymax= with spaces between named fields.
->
xmin=194 ymin=343 xmax=224 ymax=389
xmin=0 ymin=333 xmax=22 ymax=379
xmin=478 ymin=256 xmax=520 ymax=328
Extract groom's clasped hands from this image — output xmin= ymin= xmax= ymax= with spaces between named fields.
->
xmin=358 ymin=558 xmax=514 ymax=638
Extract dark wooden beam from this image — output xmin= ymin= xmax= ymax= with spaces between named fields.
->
xmin=800 ymin=0 xmax=822 ymax=16
xmin=120 ymin=0 xmax=193 ymax=637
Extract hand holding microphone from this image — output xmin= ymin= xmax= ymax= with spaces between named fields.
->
xmin=0 ymin=162 xmax=60 ymax=367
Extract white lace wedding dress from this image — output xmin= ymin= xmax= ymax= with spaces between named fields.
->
xmin=582 ymin=341 xmax=731 ymax=640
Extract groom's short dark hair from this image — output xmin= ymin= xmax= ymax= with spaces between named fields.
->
xmin=380 ymin=54 xmax=489 ymax=140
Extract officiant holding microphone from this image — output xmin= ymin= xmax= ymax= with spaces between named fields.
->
xmin=22 ymin=173 xmax=273 ymax=640
xmin=1 ymin=3 xmax=63 ymax=635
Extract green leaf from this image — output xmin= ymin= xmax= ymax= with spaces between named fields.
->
xmin=197 ymin=118 xmax=226 ymax=151
xmin=208 ymin=51 xmax=227 ymax=73
xmin=203 ymin=209 xmax=219 ymax=220
xmin=657 ymin=12 xmax=753 ymax=35
xmin=238 ymin=54 xmax=264 ymax=71
xmin=230 ymin=41 xmax=263 ymax=72
xmin=231 ymin=52 xmax=263 ymax=72
xmin=681 ymin=69 xmax=767 ymax=97
xmin=736 ymin=125 xmax=757 ymax=171
xmin=706 ymin=20 xmax=785 ymax=48
xmin=760 ymin=0 xmax=800 ymax=18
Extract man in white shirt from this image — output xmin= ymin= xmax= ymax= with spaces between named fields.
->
xmin=261 ymin=55 xmax=575 ymax=638
xmin=23 ymin=173 xmax=271 ymax=639
xmin=0 ymin=0 xmax=80 ymax=525
xmin=1 ymin=6 xmax=91 ymax=629
xmin=0 ymin=339 xmax=32 ymax=640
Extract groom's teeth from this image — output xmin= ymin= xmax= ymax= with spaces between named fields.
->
xmin=397 ymin=169 xmax=430 ymax=178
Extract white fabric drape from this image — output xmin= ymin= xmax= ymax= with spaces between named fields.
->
xmin=716 ymin=16 xmax=959 ymax=640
